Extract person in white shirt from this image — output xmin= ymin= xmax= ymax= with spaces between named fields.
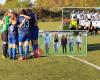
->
xmin=77 ymin=11 xmax=81 ymax=20
xmin=79 ymin=19 xmax=85 ymax=29
xmin=86 ymin=11 xmax=92 ymax=20
xmin=76 ymin=32 xmax=82 ymax=53
xmin=95 ymin=20 xmax=100 ymax=34
xmin=96 ymin=21 xmax=100 ymax=28
xmin=91 ymin=20 xmax=96 ymax=34
xmin=93 ymin=12 xmax=99 ymax=19
xmin=84 ymin=19 xmax=91 ymax=31
xmin=70 ymin=11 xmax=76 ymax=20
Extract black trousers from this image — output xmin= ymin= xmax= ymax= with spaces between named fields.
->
xmin=1 ymin=31 xmax=8 ymax=57
xmin=70 ymin=27 xmax=76 ymax=30
xmin=62 ymin=45 xmax=67 ymax=54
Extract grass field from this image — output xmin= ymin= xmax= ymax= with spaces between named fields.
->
xmin=38 ymin=21 xmax=62 ymax=30
xmin=0 ymin=22 xmax=100 ymax=80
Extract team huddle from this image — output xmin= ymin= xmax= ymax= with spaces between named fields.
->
xmin=40 ymin=32 xmax=84 ymax=55
xmin=0 ymin=9 xmax=39 ymax=60
xmin=64 ymin=10 xmax=100 ymax=34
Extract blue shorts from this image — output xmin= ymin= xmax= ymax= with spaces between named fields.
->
xmin=8 ymin=34 xmax=17 ymax=44
xmin=29 ymin=29 xmax=39 ymax=40
xmin=18 ymin=31 xmax=30 ymax=42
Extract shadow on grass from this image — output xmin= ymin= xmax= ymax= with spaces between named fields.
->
xmin=88 ymin=43 xmax=100 ymax=51
xmin=40 ymin=55 xmax=49 ymax=57
xmin=27 ymin=55 xmax=49 ymax=60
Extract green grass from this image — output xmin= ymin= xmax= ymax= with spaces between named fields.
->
xmin=0 ymin=22 xmax=100 ymax=80
xmin=38 ymin=21 xmax=62 ymax=30
xmin=0 ymin=56 xmax=100 ymax=80
xmin=77 ymin=36 xmax=100 ymax=66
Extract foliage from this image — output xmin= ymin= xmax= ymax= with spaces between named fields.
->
xmin=1 ymin=0 xmax=30 ymax=10
xmin=35 ymin=0 xmax=100 ymax=12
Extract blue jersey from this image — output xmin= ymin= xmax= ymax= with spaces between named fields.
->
xmin=17 ymin=16 xmax=29 ymax=32
xmin=8 ymin=23 xmax=18 ymax=44
xmin=8 ymin=24 xmax=18 ymax=35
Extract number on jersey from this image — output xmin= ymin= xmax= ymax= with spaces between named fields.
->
xmin=22 ymin=20 xmax=29 ymax=29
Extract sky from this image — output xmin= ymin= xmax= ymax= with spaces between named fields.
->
xmin=20 ymin=0 xmax=36 ymax=3
xmin=30 ymin=0 xmax=36 ymax=3
xmin=0 ymin=0 xmax=6 ymax=5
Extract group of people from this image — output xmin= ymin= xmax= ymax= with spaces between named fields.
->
xmin=0 ymin=9 xmax=39 ymax=60
xmin=42 ymin=32 xmax=83 ymax=54
xmin=64 ymin=10 xmax=100 ymax=34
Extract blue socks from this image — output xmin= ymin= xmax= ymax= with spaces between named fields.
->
xmin=8 ymin=48 xmax=12 ymax=58
xmin=8 ymin=48 xmax=16 ymax=59
xmin=13 ymin=48 xmax=16 ymax=59
xmin=19 ymin=45 xmax=29 ymax=58
xmin=25 ymin=46 xmax=29 ymax=57
xmin=32 ymin=45 xmax=34 ymax=51
xmin=19 ymin=46 xmax=23 ymax=57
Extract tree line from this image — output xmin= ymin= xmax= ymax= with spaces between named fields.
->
xmin=0 ymin=0 xmax=100 ymax=20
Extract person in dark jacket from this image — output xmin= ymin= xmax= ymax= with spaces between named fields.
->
xmin=26 ymin=9 xmax=39 ymax=57
xmin=61 ymin=34 xmax=67 ymax=54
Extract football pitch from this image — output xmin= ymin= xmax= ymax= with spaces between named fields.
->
xmin=0 ymin=22 xmax=100 ymax=80
xmin=38 ymin=21 xmax=62 ymax=30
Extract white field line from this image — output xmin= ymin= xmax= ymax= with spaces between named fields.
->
xmin=68 ymin=55 xmax=100 ymax=71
